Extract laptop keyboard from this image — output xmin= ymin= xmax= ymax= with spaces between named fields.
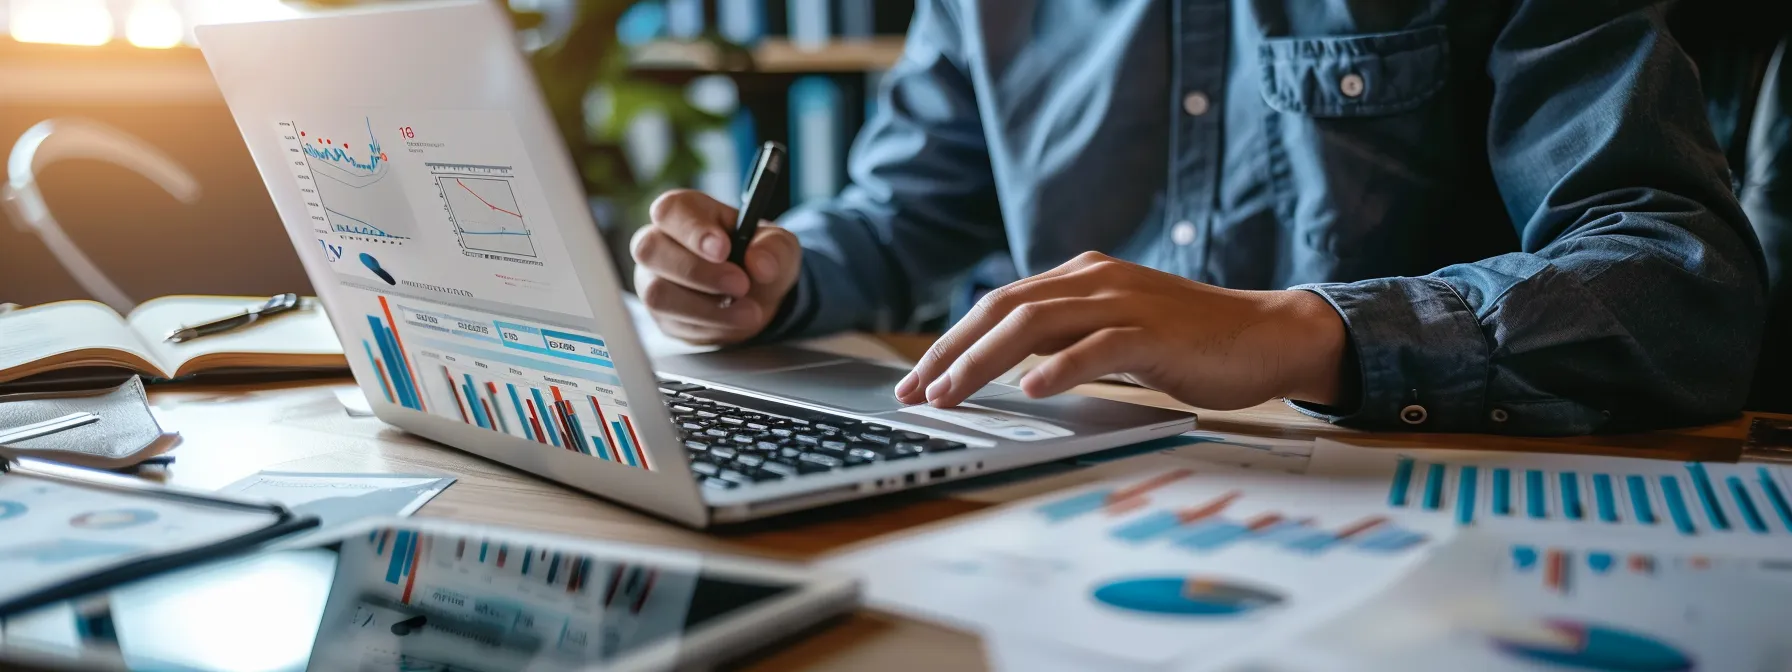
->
xmin=658 ymin=380 xmax=968 ymax=490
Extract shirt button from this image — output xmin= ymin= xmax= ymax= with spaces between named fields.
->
xmin=1489 ymin=408 xmax=1510 ymax=423
xmin=1170 ymin=220 xmax=1198 ymax=246
xmin=1182 ymin=91 xmax=1210 ymax=116
xmin=1339 ymin=73 xmax=1365 ymax=98
xmin=1400 ymin=404 xmax=1428 ymax=425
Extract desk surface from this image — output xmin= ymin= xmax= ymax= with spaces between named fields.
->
xmin=142 ymin=334 xmax=1783 ymax=671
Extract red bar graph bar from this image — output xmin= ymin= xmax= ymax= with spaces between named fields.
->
xmin=1105 ymin=469 xmax=1195 ymax=511
xmin=1244 ymin=513 xmax=1284 ymax=531
xmin=588 ymin=395 xmax=619 ymax=459
xmin=525 ymin=399 xmax=548 ymax=444
xmin=378 ymin=296 xmax=425 ymax=412
xmin=1176 ymin=491 xmax=1242 ymax=524
xmin=1629 ymin=554 xmax=1655 ymax=574
xmin=443 ymin=367 xmax=470 ymax=424
xmin=1545 ymin=549 xmax=1570 ymax=594
xmin=1333 ymin=516 xmax=1387 ymax=541
xmin=621 ymin=415 xmax=648 ymax=469
xmin=479 ymin=398 xmax=497 ymax=432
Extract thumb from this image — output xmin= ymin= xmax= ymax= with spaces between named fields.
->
xmin=744 ymin=225 xmax=801 ymax=304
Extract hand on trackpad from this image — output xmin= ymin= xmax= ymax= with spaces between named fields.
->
xmin=733 ymin=361 xmax=1014 ymax=414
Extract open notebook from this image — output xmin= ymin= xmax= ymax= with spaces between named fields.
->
xmin=0 ymin=296 xmax=346 ymax=387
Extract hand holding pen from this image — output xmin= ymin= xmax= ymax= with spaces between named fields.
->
xmin=630 ymin=142 xmax=799 ymax=345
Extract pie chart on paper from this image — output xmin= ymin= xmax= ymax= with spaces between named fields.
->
xmin=68 ymin=508 xmax=159 ymax=530
xmin=0 ymin=500 xmax=26 ymax=521
xmin=1091 ymin=576 xmax=1284 ymax=617
xmin=1490 ymin=619 xmax=1693 ymax=671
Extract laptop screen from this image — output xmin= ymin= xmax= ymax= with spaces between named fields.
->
xmin=275 ymin=110 xmax=655 ymax=470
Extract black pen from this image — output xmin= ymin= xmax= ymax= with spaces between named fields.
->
xmin=719 ymin=141 xmax=786 ymax=309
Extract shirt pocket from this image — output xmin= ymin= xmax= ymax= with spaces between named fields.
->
xmin=1256 ymin=25 xmax=1454 ymax=277
xmin=1258 ymin=25 xmax=1450 ymax=117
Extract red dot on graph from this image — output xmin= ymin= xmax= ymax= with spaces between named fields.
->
xmin=299 ymin=131 xmax=306 ymax=137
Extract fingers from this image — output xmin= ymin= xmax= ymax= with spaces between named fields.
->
xmin=743 ymin=226 xmax=802 ymax=295
xmin=919 ymin=298 xmax=1119 ymax=407
xmin=634 ymin=266 xmax=766 ymax=332
xmin=631 ymin=227 xmax=749 ymax=297
xmin=1017 ymin=327 xmax=1147 ymax=398
xmin=896 ymin=258 xmax=1120 ymax=404
xmin=648 ymin=189 xmax=739 ymax=262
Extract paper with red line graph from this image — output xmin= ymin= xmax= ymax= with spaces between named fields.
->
xmin=308 ymin=528 xmax=699 ymax=670
xmin=823 ymin=464 xmax=1457 ymax=666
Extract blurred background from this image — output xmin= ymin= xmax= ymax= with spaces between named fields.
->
xmin=0 ymin=0 xmax=911 ymax=306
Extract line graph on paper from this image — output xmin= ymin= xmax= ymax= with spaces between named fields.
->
xmin=278 ymin=119 xmax=417 ymax=243
xmin=429 ymin=162 xmax=537 ymax=258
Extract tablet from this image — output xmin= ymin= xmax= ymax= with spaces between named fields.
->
xmin=0 ymin=519 xmax=858 ymax=671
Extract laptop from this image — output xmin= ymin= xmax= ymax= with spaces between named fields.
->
xmin=194 ymin=1 xmax=1196 ymax=528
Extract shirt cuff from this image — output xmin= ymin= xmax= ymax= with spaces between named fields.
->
xmin=1288 ymin=277 xmax=1492 ymax=431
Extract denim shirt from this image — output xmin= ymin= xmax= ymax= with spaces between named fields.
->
xmin=766 ymin=0 xmax=1767 ymax=435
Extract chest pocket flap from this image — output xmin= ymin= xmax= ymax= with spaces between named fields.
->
xmin=1259 ymin=25 xmax=1449 ymax=117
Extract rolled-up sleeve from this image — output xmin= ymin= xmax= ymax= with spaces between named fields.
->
xmin=1294 ymin=0 xmax=1767 ymax=435
xmin=760 ymin=0 xmax=1008 ymax=340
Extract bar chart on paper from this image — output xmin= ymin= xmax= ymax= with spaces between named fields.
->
xmin=355 ymin=293 xmax=652 ymax=471
xmin=1314 ymin=442 xmax=1792 ymax=542
xmin=1034 ymin=470 xmax=1433 ymax=557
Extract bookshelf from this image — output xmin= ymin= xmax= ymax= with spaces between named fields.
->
xmin=629 ymin=36 xmax=904 ymax=73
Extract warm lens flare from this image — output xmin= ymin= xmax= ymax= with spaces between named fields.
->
xmin=9 ymin=0 xmax=115 ymax=46
xmin=126 ymin=0 xmax=186 ymax=49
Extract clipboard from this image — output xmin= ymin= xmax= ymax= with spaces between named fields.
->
xmin=0 ymin=458 xmax=319 ymax=617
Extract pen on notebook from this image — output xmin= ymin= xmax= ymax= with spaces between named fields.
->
xmin=164 ymin=293 xmax=302 ymax=343
xmin=718 ymin=141 xmax=787 ymax=310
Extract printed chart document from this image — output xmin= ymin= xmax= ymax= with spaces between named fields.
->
xmin=1307 ymin=439 xmax=1792 ymax=554
xmin=0 ymin=476 xmax=280 ymax=609
xmin=1222 ymin=533 xmax=1792 ymax=671
xmin=824 ymin=465 xmax=1456 ymax=667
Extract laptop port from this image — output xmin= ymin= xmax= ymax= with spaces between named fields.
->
xmin=929 ymin=468 xmax=949 ymax=479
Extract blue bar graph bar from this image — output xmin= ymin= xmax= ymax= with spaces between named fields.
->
xmin=1526 ymin=470 xmax=1547 ymax=519
xmin=1286 ymin=530 xmax=1337 ymax=553
xmin=1559 ymin=472 xmax=1584 ymax=520
xmin=1356 ymin=528 xmax=1426 ymax=552
xmin=1252 ymin=520 xmax=1309 ymax=542
xmin=1389 ymin=457 xmax=1415 ymax=507
xmin=1727 ymin=476 xmax=1767 ymax=533
xmin=522 ymin=548 xmax=533 ymax=575
xmin=479 ymin=542 xmax=488 ymax=563
xmin=1036 ymin=491 xmax=1109 ymax=522
xmin=1493 ymin=468 xmax=1512 ymax=516
xmin=1760 ymin=468 xmax=1792 ymax=532
xmin=362 ymin=342 xmax=394 ymax=403
xmin=565 ymin=405 xmax=591 ymax=455
xmin=1422 ymin=463 xmax=1446 ymax=510
xmin=547 ymin=552 xmax=562 ymax=584
xmin=612 ymin=421 xmax=638 ymax=467
xmin=385 ymin=530 xmax=411 ymax=584
xmin=1685 ymin=463 xmax=1730 ymax=530
xmin=1456 ymin=466 xmax=1478 ymax=526
xmin=1592 ymin=474 xmax=1618 ymax=523
xmin=531 ymin=388 xmax=560 ymax=447
xmin=463 ymin=375 xmax=488 ymax=429
xmin=368 ymin=316 xmax=417 ymax=410
xmin=1113 ymin=511 xmax=1184 ymax=543
xmin=1627 ymin=475 xmax=1657 ymax=524
xmin=400 ymin=533 xmax=415 ymax=576
xmin=593 ymin=436 xmax=612 ymax=462
xmin=1660 ymin=476 xmax=1697 ymax=535
xmin=507 ymin=384 xmax=534 ymax=441
xmin=1176 ymin=521 xmax=1251 ymax=552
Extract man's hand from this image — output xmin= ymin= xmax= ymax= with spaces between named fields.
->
xmin=632 ymin=190 xmax=802 ymax=344
xmin=893 ymin=252 xmax=1350 ymax=411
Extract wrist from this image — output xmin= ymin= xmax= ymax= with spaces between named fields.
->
xmin=1276 ymin=290 xmax=1350 ymax=406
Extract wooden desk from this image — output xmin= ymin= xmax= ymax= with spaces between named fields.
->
xmin=141 ymin=334 xmax=1784 ymax=671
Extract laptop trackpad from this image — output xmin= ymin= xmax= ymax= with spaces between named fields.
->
xmin=732 ymin=360 xmax=1014 ymax=414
